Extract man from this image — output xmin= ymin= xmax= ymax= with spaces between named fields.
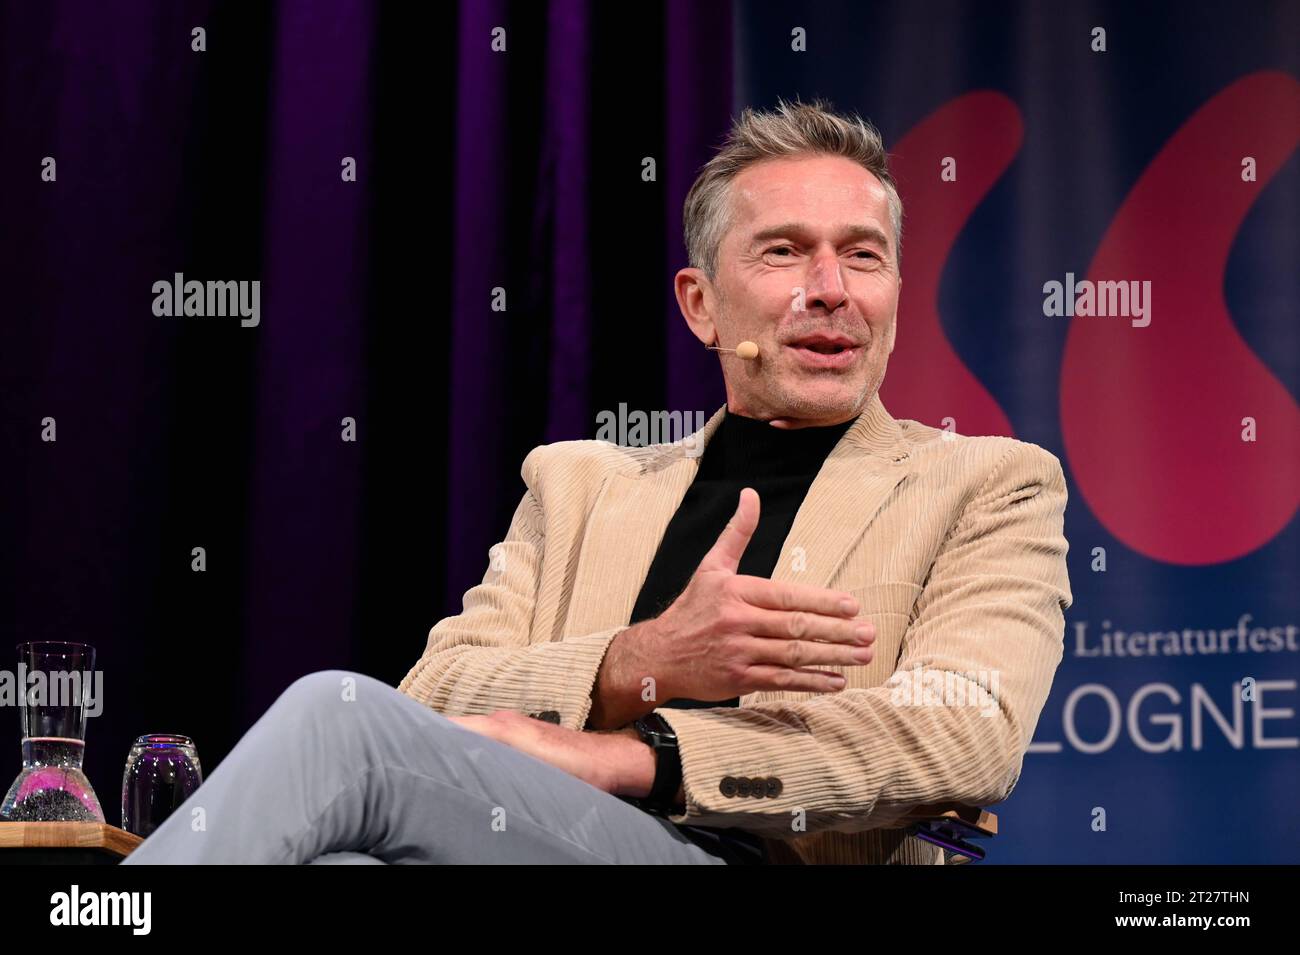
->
xmin=123 ymin=98 xmax=1071 ymax=865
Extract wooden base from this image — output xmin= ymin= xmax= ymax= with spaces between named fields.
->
xmin=0 ymin=822 xmax=142 ymax=864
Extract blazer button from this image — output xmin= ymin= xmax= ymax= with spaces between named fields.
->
xmin=736 ymin=777 xmax=753 ymax=797
xmin=528 ymin=710 xmax=561 ymax=724
xmin=765 ymin=777 xmax=783 ymax=798
xmin=719 ymin=776 xmax=738 ymax=797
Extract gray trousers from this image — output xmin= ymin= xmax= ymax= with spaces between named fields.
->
xmin=120 ymin=670 xmax=734 ymax=864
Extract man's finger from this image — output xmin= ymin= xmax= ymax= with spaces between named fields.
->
xmin=734 ymin=609 xmax=874 ymax=649
xmin=732 ymin=575 xmax=860 ymax=618
xmin=741 ymin=665 xmax=848 ymax=695
xmin=697 ymin=487 xmax=760 ymax=574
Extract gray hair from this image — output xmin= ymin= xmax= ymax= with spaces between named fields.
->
xmin=682 ymin=96 xmax=904 ymax=279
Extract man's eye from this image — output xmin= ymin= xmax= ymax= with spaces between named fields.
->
xmin=853 ymin=250 xmax=879 ymax=260
xmin=765 ymin=246 xmax=794 ymax=256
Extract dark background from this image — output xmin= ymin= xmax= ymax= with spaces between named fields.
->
xmin=0 ymin=0 xmax=733 ymax=825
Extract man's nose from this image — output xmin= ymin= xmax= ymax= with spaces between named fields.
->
xmin=802 ymin=249 xmax=848 ymax=313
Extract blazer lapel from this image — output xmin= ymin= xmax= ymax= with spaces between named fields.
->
xmin=561 ymin=405 xmax=728 ymax=638
xmin=770 ymin=392 xmax=915 ymax=593
xmin=561 ymin=393 xmax=914 ymax=639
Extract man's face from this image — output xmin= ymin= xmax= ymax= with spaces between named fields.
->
xmin=676 ymin=153 xmax=901 ymax=428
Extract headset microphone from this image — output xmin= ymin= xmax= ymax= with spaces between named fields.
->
xmin=706 ymin=340 xmax=759 ymax=360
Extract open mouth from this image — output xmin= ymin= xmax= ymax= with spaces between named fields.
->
xmin=784 ymin=335 xmax=862 ymax=368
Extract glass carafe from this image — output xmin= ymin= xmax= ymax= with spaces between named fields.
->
xmin=0 ymin=641 xmax=105 ymax=822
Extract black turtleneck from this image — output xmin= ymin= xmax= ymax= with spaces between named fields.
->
xmin=629 ymin=407 xmax=856 ymax=708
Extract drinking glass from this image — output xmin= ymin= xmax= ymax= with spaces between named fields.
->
xmin=121 ymin=734 xmax=203 ymax=838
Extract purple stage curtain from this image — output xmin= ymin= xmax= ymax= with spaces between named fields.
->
xmin=0 ymin=0 xmax=733 ymax=795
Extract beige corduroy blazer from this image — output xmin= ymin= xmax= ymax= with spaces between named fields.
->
xmin=397 ymin=392 xmax=1073 ymax=864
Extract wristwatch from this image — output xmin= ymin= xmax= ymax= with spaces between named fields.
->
xmin=632 ymin=712 xmax=683 ymax=814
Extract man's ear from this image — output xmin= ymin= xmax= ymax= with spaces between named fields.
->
xmin=674 ymin=267 xmax=717 ymax=346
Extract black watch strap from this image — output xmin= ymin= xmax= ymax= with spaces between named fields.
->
xmin=633 ymin=713 xmax=682 ymax=813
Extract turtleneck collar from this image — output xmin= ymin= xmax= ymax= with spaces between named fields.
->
xmin=700 ymin=407 xmax=857 ymax=479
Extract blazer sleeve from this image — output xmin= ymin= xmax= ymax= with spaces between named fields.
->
xmin=396 ymin=446 xmax=627 ymax=730
xmin=655 ymin=441 xmax=1073 ymax=837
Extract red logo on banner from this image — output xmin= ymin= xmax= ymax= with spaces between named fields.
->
xmin=885 ymin=74 xmax=1299 ymax=565
xmin=882 ymin=91 xmax=1021 ymax=438
xmin=1060 ymin=71 xmax=1300 ymax=565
